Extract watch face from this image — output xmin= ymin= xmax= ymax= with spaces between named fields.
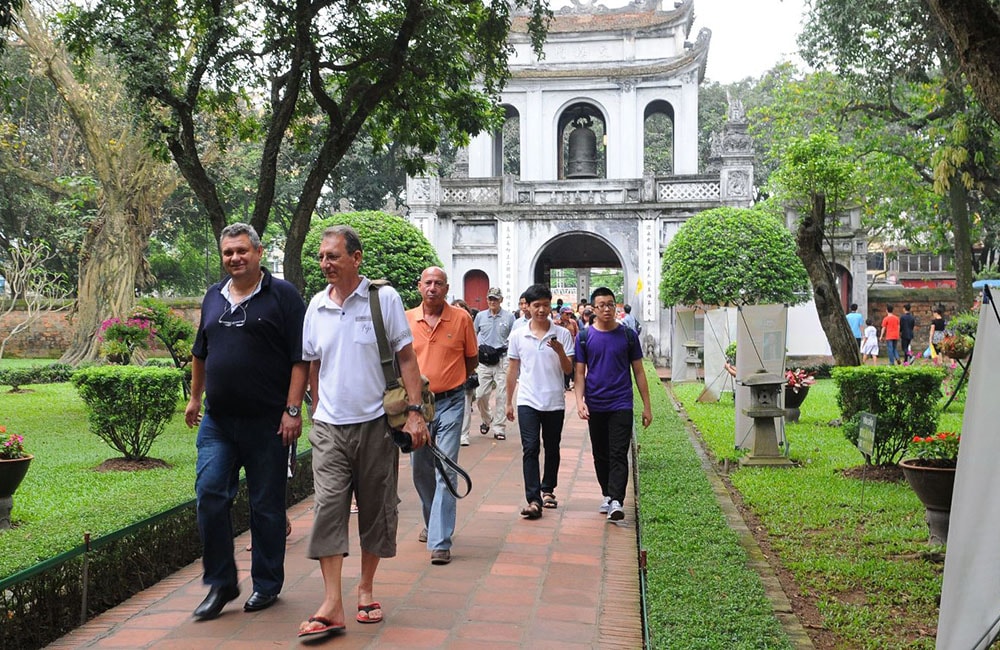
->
xmin=286 ymin=405 xmax=301 ymax=417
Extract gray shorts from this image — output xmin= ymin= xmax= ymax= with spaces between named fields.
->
xmin=307 ymin=417 xmax=400 ymax=560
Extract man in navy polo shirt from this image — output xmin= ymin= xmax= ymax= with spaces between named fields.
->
xmin=184 ymin=222 xmax=308 ymax=620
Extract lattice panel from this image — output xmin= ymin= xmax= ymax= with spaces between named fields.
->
xmin=441 ymin=186 xmax=499 ymax=205
xmin=657 ymin=181 xmax=720 ymax=202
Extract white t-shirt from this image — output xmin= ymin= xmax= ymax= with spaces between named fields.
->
xmin=302 ymin=278 xmax=412 ymax=425
xmin=508 ymin=322 xmax=574 ymax=411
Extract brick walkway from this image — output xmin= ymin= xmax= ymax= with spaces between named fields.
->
xmin=47 ymin=405 xmax=642 ymax=649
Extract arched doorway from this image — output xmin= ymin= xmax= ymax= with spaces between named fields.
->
xmin=463 ymin=270 xmax=489 ymax=313
xmin=833 ymin=263 xmax=852 ymax=312
xmin=532 ymin=233 xmax=625 ymax=305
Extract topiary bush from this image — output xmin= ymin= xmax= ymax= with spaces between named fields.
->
xmin=832 ymin=365 xmax=945 ymax=465
xmin=302 ymin=211 xmax=441 ymax=308
xmin=71 ymin=366 xmax=182 ymax=460
xmin=0 ymin=363 xmax=74 ymax=391
xmin=659 ymin=206 xmax=810 ymax=307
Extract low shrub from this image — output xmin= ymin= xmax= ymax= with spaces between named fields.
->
xmin=0 ymin=362 xmax=74 ymax=391
xmin=71 ymin=366 xmax=183 ymax=460
xmin=832 ymin=365 xmax=945 ymax=465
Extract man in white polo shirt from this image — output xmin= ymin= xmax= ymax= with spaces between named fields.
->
xmin=505 ymin=283 xmax=574 ymax=520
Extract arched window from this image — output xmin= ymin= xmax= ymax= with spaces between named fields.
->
xmin=492 ymin=105 xmax=520 ymax=177
xmin=557 ymin=102 xmax=606 ymax=180
xmin=644 ymin=100 xmax=674 ymax=175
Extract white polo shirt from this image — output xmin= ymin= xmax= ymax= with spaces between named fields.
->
xmin=303 ymin=277 xmax=412 ymax=425
xmin=508 ymin=322 xmax=574 ymax=412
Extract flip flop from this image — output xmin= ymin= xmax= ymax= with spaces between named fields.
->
xmin=542 ymin=493 xmax=558 ymax=509
xmin=297 ymin=615 xmax=346 ymax=638
xmin=357 ymin=602 xmax=383 ymax=624
xmin=520 ymin=501 xmax=542 ymax=519
xmin=494 ymin=432 xmax=506 ymax=441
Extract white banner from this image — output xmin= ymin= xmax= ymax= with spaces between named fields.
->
xmin=938 ymin=288 xmax=1000 ymax=649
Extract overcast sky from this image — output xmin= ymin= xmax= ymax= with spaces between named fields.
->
xmin=691 ymin=0 xmax=808 ymax=83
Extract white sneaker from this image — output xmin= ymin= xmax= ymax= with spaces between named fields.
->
xmin=607 ymin=500 xmax=624 ymax=521
xmin=598 ymin=496 xmax=611 ymax=514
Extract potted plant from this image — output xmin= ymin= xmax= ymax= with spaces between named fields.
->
xmin=0 ymin=425 xmax=32 ymax=530
xmin=899 ymin=431 xmax=959 ymax=545
xmin=783 ymin=368 xmax=815 ymax=421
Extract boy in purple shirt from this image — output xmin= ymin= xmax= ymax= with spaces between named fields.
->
xmin=573 ymin=287 xmax=653 ymax=521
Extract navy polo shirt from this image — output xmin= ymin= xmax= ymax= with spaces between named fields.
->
xmin=192 ymin=269 xmax=306 ymax=418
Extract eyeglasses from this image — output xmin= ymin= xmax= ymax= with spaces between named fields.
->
xmin=593 ymin=303 xmax=616 ymax=311
xmin=218 ymin=302 xmax=247 ymax=327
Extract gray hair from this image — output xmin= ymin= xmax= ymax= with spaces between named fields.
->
xmin=322 ymin=225 xmax=363 ymax=254
xmin=220 ymin=222 xmax=261 ymax=249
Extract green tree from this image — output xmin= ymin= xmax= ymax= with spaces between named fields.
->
xmin=66 ymin=0 xmax=550 ymax=293
xmin=3 ymin=6 xmax=178 ymax=363
xmin=659 ymin=206 xmax=809 ymax=308
xmin=769 ymin=131 xmax=863 ymax=366
xmin=798 ymin=0 xmax=1000 ymax=309
xmin=303 ymin=211 xmax=441 ymax=309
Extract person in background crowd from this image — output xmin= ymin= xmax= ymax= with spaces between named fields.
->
xmin=928 ymin=306 xmax=947 ymax=365
xmin=846 ymin=303 xmax=864 ymax=349
xmin=452 ymin=299 xmax=479 ymax=447
xmin=620 ymin=304 xmax=641 ymax=336
xmin=473 ymin=287 xmax=515 ymax=441
xmin=880 ymin=304 xmax=901 ymax=366
xmin=512 ymin=292 xmax=531 ymax=331
xmin=899 ymin=303 xmax=917 ymax=363
xmin=861 ymin=318 xmax=879 ymax=365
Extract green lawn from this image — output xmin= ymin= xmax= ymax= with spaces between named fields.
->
xmin=672 ymin=378 xmax=964 ymax=649
xmin=0 ymin=379 xmax=311 ymax=579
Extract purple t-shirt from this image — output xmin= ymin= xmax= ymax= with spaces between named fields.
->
xmin=575 ymin=325 xmax=642 ymax=412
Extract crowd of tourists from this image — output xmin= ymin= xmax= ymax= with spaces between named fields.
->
xmin=183 ymin=222 xmax=653 ymax=639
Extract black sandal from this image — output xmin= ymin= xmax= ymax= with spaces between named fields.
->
xmin=542 ymin=493 xmax=558 ymax=509
xmin=520 ymin=501 xmax=542 ymax=519
xmin=494 ymin=432 xmax=506 ymax=441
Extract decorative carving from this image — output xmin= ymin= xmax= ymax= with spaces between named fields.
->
xmin=409 ymin=178 xmax=431 ymax=202
xmin=726 ymin=90 xmax=746 ymax=123
xmin=726 ymin=170 xmax=750 ymax=198
xmin=722 ymin=133 xmax=753 ymax=153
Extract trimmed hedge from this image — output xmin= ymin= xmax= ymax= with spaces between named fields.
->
xmin=832 ymin=365 xmax=945 ymax=465
xmin=0 ymin=363 xmax=74 ymax=390
xmin=71 ymin=366 xmax=183 ymax=460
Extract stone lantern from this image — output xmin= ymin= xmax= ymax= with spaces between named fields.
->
xmin=739 ymin=371 xmax=793 ymax=467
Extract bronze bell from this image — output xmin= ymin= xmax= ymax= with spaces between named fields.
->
xmin=566 ymin=117 xmax=598 ymax=179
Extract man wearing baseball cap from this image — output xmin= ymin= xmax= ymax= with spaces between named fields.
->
xmin=473 ymin=287 xmax=515 ymax=440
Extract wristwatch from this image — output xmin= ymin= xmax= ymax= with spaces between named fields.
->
xmin=285 ymin=405 xmax=301 ymax=417
xmin=405 ymin=404 xmax=424 ymax=416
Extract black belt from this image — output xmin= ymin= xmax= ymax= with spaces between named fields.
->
xmin=433 ymin=386 xmax=465 ymax=401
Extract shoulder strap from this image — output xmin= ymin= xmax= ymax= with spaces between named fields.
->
xmin=624 ymin=325 xmax=639 ymax=358
xmin=367 ymin=280 xmax=398 ymax=389
xmin=577 ymin=327 xmax=587 ymax=357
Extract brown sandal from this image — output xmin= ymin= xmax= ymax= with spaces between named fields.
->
xmin=520 ymin=501 xmax=542 ymax=519
xmin=542 ymin=493 xmax=558 ymax=509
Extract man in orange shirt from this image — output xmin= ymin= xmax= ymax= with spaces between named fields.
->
xmin=880 ymin=304 xmax=902 ymax=366
xmin=406 ymin=267 xmax=478 ymax=565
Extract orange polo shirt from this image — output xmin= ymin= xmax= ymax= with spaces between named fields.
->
xmin=406 ymin=302 xmax=478 ymax=394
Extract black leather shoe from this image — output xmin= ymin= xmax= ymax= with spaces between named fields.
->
xmin=243 ymin=591 xmax=279 ymax=612
xmin=193 ymin=584 xmax=240 ymax=620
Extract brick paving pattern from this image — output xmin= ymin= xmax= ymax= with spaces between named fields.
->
xmin=47 ymin=407 xmax=642 ymax=649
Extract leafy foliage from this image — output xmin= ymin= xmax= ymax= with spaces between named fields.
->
xmin=71 ymin=366 xmax=182 ymax=460
xmin=0 ymin=362 xmax=72 ymax=391
xmin=833 ymin=366 xmax=945 ymax=465
xmin=302 ymin=211 xmax=441 ymax=308
xmin=659 ymin=206 xmax=809 ymax=307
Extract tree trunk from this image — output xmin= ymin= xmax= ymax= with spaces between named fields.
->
xmin=60 ymin=193 xmax=145 ymax=364
xmin=949 ymin=182 xmax=975 ymax=309
xmin=796 ymin=194 xmax=862 ymax=366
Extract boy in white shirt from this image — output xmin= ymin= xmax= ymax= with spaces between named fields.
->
xmin=505 ymin=284 xmax=574 ymax=519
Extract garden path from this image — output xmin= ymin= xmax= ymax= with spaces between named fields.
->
xmin=46 ymin=404 xmax=642 ymax=649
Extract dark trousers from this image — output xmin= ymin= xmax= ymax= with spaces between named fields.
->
xmin=517 ymin=406 xmax=564 ymax=505
xmin=901 ymin=337 xmax=913 ymax=362
xmin=195 ymin=411 xmax=288 ymax=595
xmin=588 ymin=409 xmax=633 ymax=503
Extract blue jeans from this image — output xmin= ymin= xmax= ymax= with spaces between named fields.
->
xmin=886 ymin=339 xmax=900 ymax=365
xmin=587 ymin=410 xmax=633 ymax=503
xmin=195 ymin=410 xmax=288 ymax=595
xmin=411 ymin=391 xmax=464 ymax=551
xmin=517 ymin=406 xmax=564 ymax=505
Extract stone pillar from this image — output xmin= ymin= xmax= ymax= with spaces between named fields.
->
xmin=719 ymin=94 xmax=753 ymax=208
